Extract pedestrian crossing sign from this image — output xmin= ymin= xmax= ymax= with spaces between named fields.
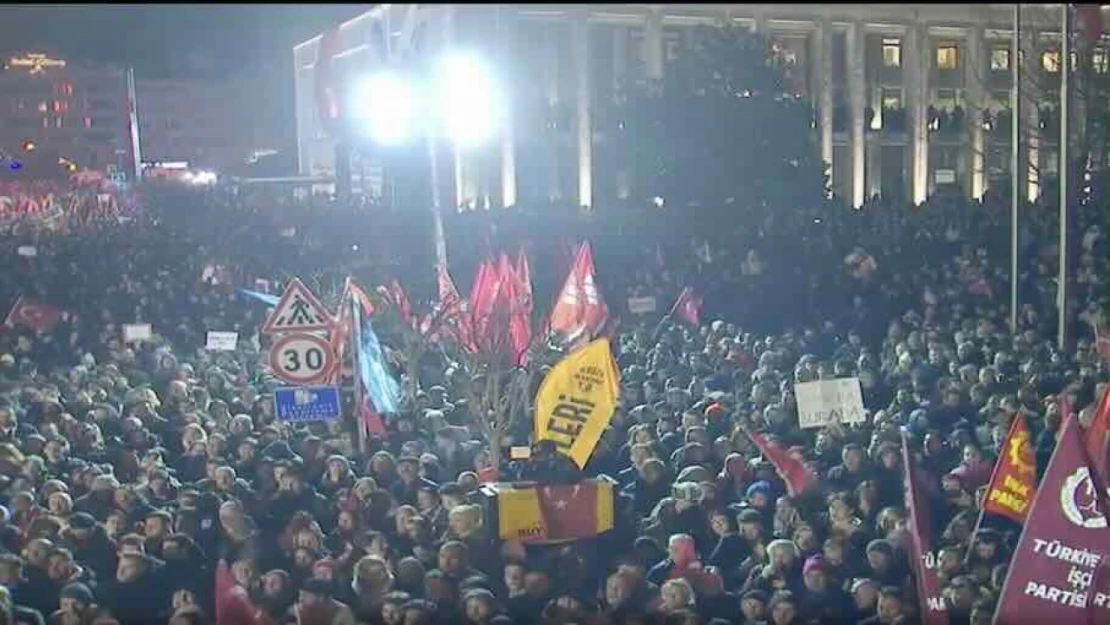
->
xmin=261 ymin=277 xmax=335 ymax=334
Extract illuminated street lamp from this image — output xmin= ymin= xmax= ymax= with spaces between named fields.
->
xmin=348 ymin=51 xmax=500 ymax=268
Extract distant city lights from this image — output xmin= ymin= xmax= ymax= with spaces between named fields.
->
xmin=7 ymin=53 xmax=66 ymax=75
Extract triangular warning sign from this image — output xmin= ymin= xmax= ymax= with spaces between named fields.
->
xmin=261 ymin=277 xmax=335 ymax=334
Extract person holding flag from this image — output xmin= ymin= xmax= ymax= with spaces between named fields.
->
xmin=966 ymin=413 xmax=1036 ymax=562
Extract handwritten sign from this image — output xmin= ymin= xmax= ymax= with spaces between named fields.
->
xmin=795 ymin=378 xmax=866 ymax=429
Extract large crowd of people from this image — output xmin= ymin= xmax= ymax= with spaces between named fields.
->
xmin=0 ymin=166 xmax=1104 ymax=625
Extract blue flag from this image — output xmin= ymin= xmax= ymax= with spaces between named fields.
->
xmin=358 ymin=319 xmax=401 ymax=414
xmin=239 ymin=289 xmax=280 ymax=307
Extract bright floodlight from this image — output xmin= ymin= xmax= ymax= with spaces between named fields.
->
xmin=352 ymin=71 xmax=415 ymax=145
xmin=435 ymin=53 xmax=497 ymax=147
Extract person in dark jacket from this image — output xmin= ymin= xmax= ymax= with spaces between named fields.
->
xmin=58 ymin=513 xmax=117 ymax=582
xmin=390 ymin=457 xmax=438 ymax=508
xmin=796 ymin=556 xmax=853 ymax=624
xmin=99 ymin=553 xmax=169 ymax=625
xmin=706 ymin=509 xmax=750 ymax=581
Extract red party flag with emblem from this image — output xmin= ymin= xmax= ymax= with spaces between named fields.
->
xmin=669 ymin=287 xmax=703 ymax=327
xmin=1085 ymin=386 xmax=1110 ymax=486
xmin=901 ymin=432 xmax=950 ymax=625
xmin=4 ymin=296 xmax=61 ymax=334
xmin=549 ymin=242 xmax=608 ymax=345
xmin=980 ymin=413 xmax=1038 ymax=523
xmin=516 ymin=247 xmax=533 ymax=316
xmin=993 ymin=415 xmax=1110 ymax=625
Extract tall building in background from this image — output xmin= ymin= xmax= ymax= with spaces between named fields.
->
xmin=293 ymin=4 xmax=1107 ymax=209
xmin=135 ymin=75 xmax=278 ymax=172
xmin=0 ymin=51 xmax=278 ymax=177
xmin=0 ymin=52 xmax=131 ymax=173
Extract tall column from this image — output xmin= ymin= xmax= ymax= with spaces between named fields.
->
xmin=966 ymin=25 xmax=987 ymax=199
xmin=847 ymin=22 xmax=867 ymax=208
xmin=645 ymin=7 xmax=665 ymax=81
xmin=545 ymin=27 xmax=562 ymax=201
xmin=816 ymin=19 xmax=834 ymax=178
xmin=906 ymin=24 xmax=930 ymax=205
xmin=614 ymin=25 xmax=631 ymax=199
xmin=572 ymin=12 xmax=593 ymax=210
xmin=752 ymin=10 xmax=768 ymax=35
xmin=613 ymin=25 xmax=628 ymax=91
xmin=499 ymin=9 xmax=517 ymax=208
xmin=1024 ymin=30 xmax=1040 ymax=202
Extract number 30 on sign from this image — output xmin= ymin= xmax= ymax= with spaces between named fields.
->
xmin=268 ymin=333 xmax=335 ymax=385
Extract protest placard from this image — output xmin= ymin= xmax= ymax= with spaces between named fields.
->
xmin=794 ymin=378 xmax=866 ymax=429
xmin=122 ymin=323 xmax=153 ymax=344
xmin=627 ymin=296 xmax=658 ymax=315
xmin=205 ymin=331 xmax=239 ymax=351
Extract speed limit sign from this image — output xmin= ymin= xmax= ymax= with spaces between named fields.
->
xmin=268 ymin=333 xmax=335 ymax=385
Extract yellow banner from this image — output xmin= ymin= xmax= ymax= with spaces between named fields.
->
xmin=533 ymin=338 xmax=619 ymax=468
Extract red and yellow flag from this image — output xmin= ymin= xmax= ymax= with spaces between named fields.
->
xmin=495 ymin=479 xmax=614 ymax=544
xmin=982 ymin=413 xmax=1037 ymax=523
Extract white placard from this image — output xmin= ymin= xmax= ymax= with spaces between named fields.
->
xmin=122 ymin=323 xmax=153 ymax=344
xmin=628 ymin=296 xmax=658 ymax=315
xmin=17 ymin=246 xmax=37 ymax=257
xmin=795 ymin=378 xmax=866 ymax=429
xmin=205 ymin=331 xmax=239 ymax=351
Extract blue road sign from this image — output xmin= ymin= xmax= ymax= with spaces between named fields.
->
xmin=273 ymin=385 xmax=342 ymax=423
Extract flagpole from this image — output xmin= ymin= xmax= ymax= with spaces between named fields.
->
xmin=350 ymin=288 xmax=367 ymax=455
xmin=1058 ymin=2 xmax=1071 ymax=351
xmin=1010 ymin=2 xmax=1021 ymax=334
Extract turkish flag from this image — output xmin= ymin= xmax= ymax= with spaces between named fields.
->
xmin=537 ymin=482 xmax=602 ymax=541
xmin=4 ymin=296 xmax=61 ymax=334
xmin=669 ymin=287 xmax=703 ymax=326
xmin=549 ymin=242 xmax=608 ymax=345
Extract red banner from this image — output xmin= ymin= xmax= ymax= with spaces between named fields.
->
xmin=994 ymin=416 xmax=1110 ymax=624
xmin=744 ymin=428 xmax=817 ymax=497
xmin=901 ymin=432 xmax=950 ymax=625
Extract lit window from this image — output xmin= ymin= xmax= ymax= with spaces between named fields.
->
xmin=936 ymin=45 xmax=959 ymax=70
xmin=1042 ymin=50 xmax=1060 ymax=73
xmin=882 ymin=38 xmax=902 ymax=68
xmin=83 ymin=117 xmax=92 ymax=128
xmin=881 ymin=87 xmax=903 ymax=110
xmin=1095 ymin=49 xmax=1108 ymax=74
xmin=37 ymin=101 xmax=47 ymax=113
xmin=990 ymin=48 xmax=1010 ymax=71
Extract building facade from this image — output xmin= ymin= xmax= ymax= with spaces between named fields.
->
xmin=136 ymin=76 xmax=277 ymax=172
xmin=293 ymin=4 xmax=1102 ymax=209
xmin=0 ymin=53 xmax=133 ymax=174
